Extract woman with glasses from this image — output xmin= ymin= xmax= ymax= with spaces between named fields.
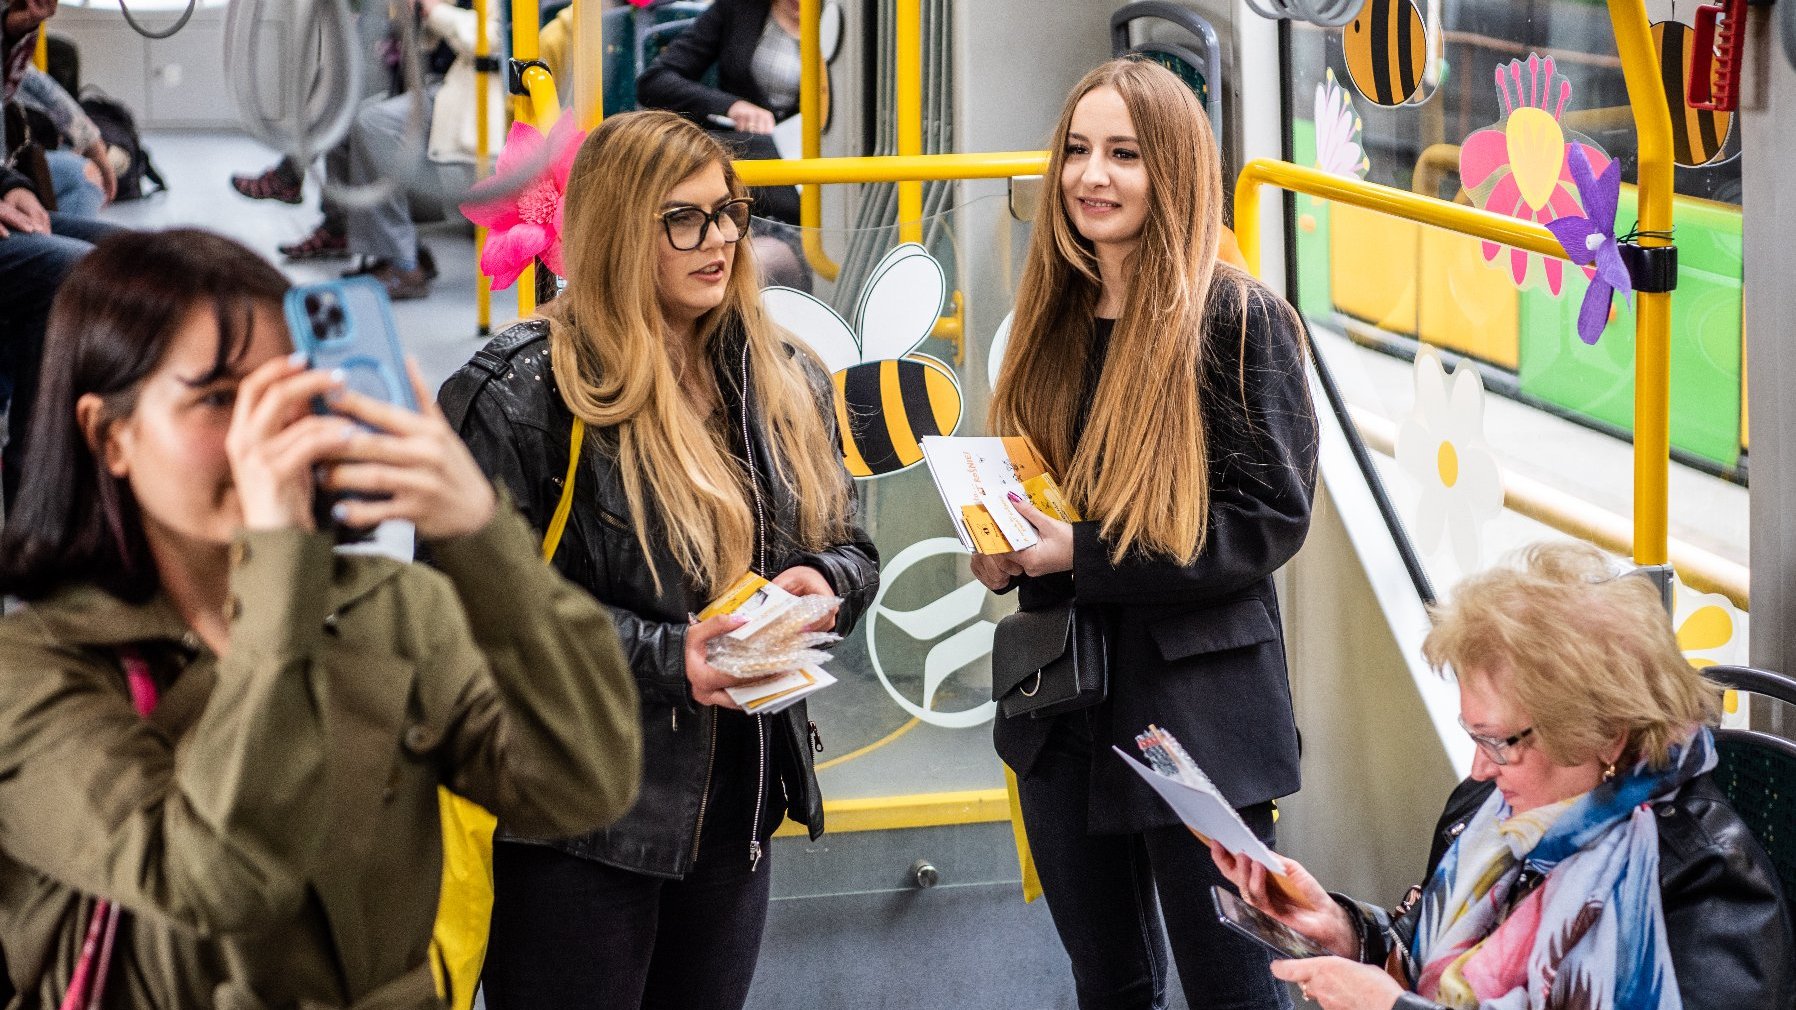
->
xmin=1213 ymin=541 xmax=1793 ymax=1010
xmin=439 ymin=109 xmax=877 ymax=1010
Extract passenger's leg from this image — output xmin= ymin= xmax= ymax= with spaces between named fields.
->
xmin=49 ymin=214 xmax=125 ymax=246
xmin=1142 ymin=804 xmax=1292 ymax=1010
xmin=345 ymin=92 xmax=425 ymax=267
xmin=638 ymin=833 xmax=774 ymax=1010
xmin=1016 ymin=712 xmax=1169 ymax=1010
xmin=45 ymin=150 xmax=103 ymax=218
xmin=482 ymin=840 xmax=661 ymax=1009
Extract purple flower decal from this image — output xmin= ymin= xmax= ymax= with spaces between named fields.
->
xmin=1545 ymin=144 xmax=1632 ymax=345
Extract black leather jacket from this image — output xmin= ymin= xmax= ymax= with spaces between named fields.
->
xmin=438 ymin=318 xmax=879 ymax=878
xmin=1340 ymin=775 xmax=1794 ymax=1010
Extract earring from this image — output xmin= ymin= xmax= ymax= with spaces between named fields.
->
xmin=1601 ymin=762 xmax=1617 ymax=783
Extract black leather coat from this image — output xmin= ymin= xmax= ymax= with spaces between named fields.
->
xmin=438 ymin=318 xmax=879 ymax=878
xmin=1347 ymin=775 xmax=1794 ymax=1010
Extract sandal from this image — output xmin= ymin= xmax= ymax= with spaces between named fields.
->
xmin=277 ymin=224 xmax=348 ymax=261
xmin=231 ymin=164 xmax=303 ymax=204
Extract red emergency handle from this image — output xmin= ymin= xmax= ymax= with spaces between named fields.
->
xmin=1688 ymin=0 xmax=1747 ymax=112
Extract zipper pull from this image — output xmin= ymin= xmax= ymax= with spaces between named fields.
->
xmin=672 ymin=708 xmax=680 ymax=732
xmin=749 ymin=839 xmax=763 ymax=871
xmin=808 ymin=720 xmax=824 ymax=754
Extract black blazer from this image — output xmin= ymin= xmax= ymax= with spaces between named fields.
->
xmin=637 ymin=0 xmax=791 ymax=123
xmin=992 ymin=277 xmax=1318 ymax=834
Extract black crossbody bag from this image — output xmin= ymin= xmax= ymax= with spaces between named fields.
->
xmin=991 ymin=600 xmax=1108 ymax=719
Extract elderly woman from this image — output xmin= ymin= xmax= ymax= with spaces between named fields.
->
xmin=1214 ymin=541 xmax=1793 ymax=1010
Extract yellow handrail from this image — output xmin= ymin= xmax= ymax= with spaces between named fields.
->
xmin=895 ymin=0 xmax=923 ymax=244
xmin=1609 ymin=0 xmax=1676 ymax=569
xmin=32 ymin=23 xmax=46 ymax=71
xmin=473 ymin=0 xmax=493 ymax=336
xmin=522 ymin=66 xmax=561 ymax=131
xmin=797 ymin=0 xmax=838 ymax=279
xmin=735 ymin=151 xmax=1049 ymax=187
xmin=1234 ymin=160 xmax=1565 ymax=272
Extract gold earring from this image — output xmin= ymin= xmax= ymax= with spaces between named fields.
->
xmin=1602 ymin=763 xmax=1617 ymax=783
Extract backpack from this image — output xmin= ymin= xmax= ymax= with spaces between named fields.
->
xmin=77 ymin=90 xmax=165 ymax=201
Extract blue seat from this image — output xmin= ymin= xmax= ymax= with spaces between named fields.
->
xmin=1703 ymin=665 xmax=1796 ymax=910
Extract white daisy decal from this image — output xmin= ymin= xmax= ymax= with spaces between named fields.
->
xmin=1395 ymin=349 xmax=1504 ymax=571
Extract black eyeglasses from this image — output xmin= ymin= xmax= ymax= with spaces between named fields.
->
xmin=1458 ymin=716 xmax=1535 ymax=766
xmin=659 ymin=199 xmax=754 ymax=251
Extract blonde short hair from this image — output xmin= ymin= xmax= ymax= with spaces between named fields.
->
xmin=1422 ymin=541 xmax=1719 ymax=769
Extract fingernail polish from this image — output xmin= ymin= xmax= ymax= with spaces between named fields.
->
xmin=1007 ymin=491 xmax=1024 ymax=504
xmin=288 ymin=351 xmax=308 ymax=367
xmin=329 ymin=368 xmax=347 ymax=385
xmin=331 ymin=502 xmax=350 ymax=522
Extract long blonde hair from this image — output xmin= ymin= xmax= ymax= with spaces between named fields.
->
xmin=548 ymin=110 xmax=849 ymax=595
xmin=991 ymin=58 xmax=1270 ymax=565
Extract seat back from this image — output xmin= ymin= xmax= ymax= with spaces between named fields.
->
xmin=1704 ymin=665 xmax=1796 ymax=911
xmin=602 ymin=6 xmax=638 ymax=116
xmin=1110 ymin=1 xmax=1223 ymax=140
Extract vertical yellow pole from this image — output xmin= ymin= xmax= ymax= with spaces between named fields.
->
xmin=895 ymin=0 xmax=922 ymax=244
xmin=32 ymin=26 xmax=47 ymax=71
xmin=1609 ymin=0 xmax=1675 ymax=567
xmin=474 ymin=0 xmax=493 ymax=335
xmin=799 ymin=0 xmax=838 ymax=279
xmin=573 ymin=0 xmax=605 ymax=129
xmin=510 ymin=0 xmax=543 ymax=316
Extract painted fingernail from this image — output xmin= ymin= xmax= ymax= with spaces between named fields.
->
xmin=1007 ymin=491 xmax=1024 ymax=504
xmin=287 ymin=351 xmax=309 ymax=367
xmin=331 ymin=502 xmax=350 ymax=521
xmin=329 ymin=368 xmax=347 ymax=385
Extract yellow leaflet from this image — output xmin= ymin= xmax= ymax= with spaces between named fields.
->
xmin=696 ymin=572 xmax=773 ymax=622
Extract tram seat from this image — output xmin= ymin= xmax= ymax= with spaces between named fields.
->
xmin=602 ymin=5 xmax=638 ymax=116
xmin=1110 ymin=1 xmax=1223 ymax=141
xmin=1703 ymin=665 xmax=1796 ymax=910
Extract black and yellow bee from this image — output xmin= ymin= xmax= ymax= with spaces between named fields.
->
xmin=762 ymin=243 xmax=965 ymax=480
xmin=1344 ymin=0 xmax=1429 ymax=107
xmin=1654 ymin=20 xmax=1735 ymax=168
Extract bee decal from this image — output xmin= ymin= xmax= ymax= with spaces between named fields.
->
xmin=1343 ymin=0 xmax=1430 ymax=107
xmin=763 ymin=243 xmax=963 ymax=480
xmin=1653 ymin=20 xmax=1734 ymax=168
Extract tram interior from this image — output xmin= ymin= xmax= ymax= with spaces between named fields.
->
xmin=7 ymin=0 xmax=1795 ymax=1007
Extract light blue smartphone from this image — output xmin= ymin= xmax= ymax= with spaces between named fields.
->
xmin=283 ymin=276 xmax=417 ymax=416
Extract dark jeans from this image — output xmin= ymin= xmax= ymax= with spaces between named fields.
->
xmin=0 ymin=214 xmax=120 ymax=506
xmin=482 ymin=835 xmax=773 ymax=1010
xmin=1016 ymin=711 xmax=1294 ymax=1010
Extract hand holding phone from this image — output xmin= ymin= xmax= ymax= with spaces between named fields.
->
xmin=1212 ymin=886 xmax=1333 ymax=960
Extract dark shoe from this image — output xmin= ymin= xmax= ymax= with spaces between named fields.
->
xmin=416 ymin=244 xmax=438 ymax=281
xmin=231 ymin=164 xmax=303 ymax=204
xmin=277 ymin=224 xmax=348 ymax=260
xmin=369 ymin=263 xmax=431 ymax=301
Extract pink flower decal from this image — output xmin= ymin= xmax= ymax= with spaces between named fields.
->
xmin=1458 ymin=54 xmax=1611 ymax=296
xmin=460 ymin=114 xmax=586 ymax=290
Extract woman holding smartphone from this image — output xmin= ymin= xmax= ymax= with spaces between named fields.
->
xmin=0 ymin=228 xmax=642 ymax=1009
xmin=440 ymin=110 xmax=877 ymax=1010
xmin=973 ymin=59 xmax=1317 ymax=1010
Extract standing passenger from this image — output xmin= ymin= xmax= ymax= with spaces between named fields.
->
xmin=0 ymin=228 xmax=642 ymax=1008
xmin=973 ymin=59 xmax=1317 ymax=1010
xmin=440 ymin=109 xmax=878 ymax=1010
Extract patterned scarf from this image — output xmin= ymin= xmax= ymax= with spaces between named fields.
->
xmin=1406 ymin=728 xmax=1716 ymax=1010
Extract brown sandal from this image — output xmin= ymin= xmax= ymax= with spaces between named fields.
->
xmin=231 ymin=164 xmax=303 ymax=204
xmin=277 ymin=224 xmax=348 ymax=260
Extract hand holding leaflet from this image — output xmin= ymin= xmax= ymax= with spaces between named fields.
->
xmin=1118 ymin=726 xmax=1318 ymax=910
xmin=696 ymin=573 xmax=841 ymax=714
xmin=918 ymin=436 xmax=1080 ymax=554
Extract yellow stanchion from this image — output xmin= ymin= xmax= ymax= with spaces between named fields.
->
xmin=895 ymin=0 xmax=922 ymax=244
xmin=473 ymin=0 xmax=493 ymax=337
xmin=510 ymin=0 xmax=544 ymax=316
xmin=797 ymin=0 xmax=838 ymax=279
xmin=32 ymin=24 xmax=47 ymax=71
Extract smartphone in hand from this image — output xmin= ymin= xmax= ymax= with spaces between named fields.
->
xmin=284 ymin=278 xmax=415 ymax=536
xmin=1211 ymin=885 xmax=1332 ymax=960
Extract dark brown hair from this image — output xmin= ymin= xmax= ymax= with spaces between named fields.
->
xmin=0 ymin=228 xmax=290 ymax=602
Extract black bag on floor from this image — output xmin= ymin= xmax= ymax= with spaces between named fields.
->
xmin=78 ymin=90 xmax=165 ymax=201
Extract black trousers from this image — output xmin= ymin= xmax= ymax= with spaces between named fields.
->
xmin=1015 ymin=711 xmax=1294 ymax=1010
xmin=482 ymin=837 xmax=773 ymax=1010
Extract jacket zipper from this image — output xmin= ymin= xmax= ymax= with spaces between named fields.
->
xmin=742 ymin=345 xmax=770 ymax=871
xmin=689 ymin=712 xmax=719 ymax=856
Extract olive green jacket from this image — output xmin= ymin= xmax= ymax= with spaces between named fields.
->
xmin=0 ymin=501 xmax=642 ymax=1009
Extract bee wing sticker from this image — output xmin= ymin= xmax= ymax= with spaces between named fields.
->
xmin=854 ymin=243 xmax=947 ymax=363
xmin=762 ymin=285 xmax=862 ymax=375
xmin=987 ymin=311 xmax=1014 ymax=392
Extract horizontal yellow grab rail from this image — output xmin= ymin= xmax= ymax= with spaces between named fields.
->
xmin=1349 ymin=407 xmax=1747 ymax=609
xmin=1234 ymin=159 xmax=1566 ymax=276
xmin=772 ymin=788 xmax=1011 ymax=837
xmin=735 ymin=151 xmax=1050 ymax=188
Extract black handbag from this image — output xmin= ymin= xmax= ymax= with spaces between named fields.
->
xmin=991 ymin=600 xmax=1108 ymax=719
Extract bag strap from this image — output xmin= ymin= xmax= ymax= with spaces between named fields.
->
xmin=541 ymin=417 xmax=584 ymax=563
xmin=62 ymin=648 xmax=160 ymax=1010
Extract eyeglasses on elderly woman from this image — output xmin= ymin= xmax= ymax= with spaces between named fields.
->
xmin=1457 ymin=715 xmax=1535 ymax=766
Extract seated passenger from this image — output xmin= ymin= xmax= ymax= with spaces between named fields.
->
xmin=1212 ymin=541 xmax=1794 ymax=1010
xmin=442 ymin=109 xmax=878 ymax=1010
xmin=637 ymin=0 xmax=820 ymax=290
xmin=0 ymin=228 xmax=641 ymax=1008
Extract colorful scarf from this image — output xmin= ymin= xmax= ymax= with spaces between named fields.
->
xmin=1406 ymin=728 xmax=1716 ymax=1010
